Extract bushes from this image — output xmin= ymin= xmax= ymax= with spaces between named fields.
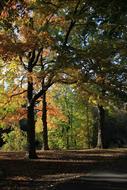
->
xmin=1 ymin=126 xmax=27 ymax=151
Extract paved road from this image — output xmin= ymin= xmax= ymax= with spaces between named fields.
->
xmin=1 ymin=172 xmax=127 ymax=190
xmin=51 ymin=172 xmax=127 ymax=190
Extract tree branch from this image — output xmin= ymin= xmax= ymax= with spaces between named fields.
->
xmin=63 ymin=0 xmax=81 ymax=46
xmin=42 ymin=0 xmax=59 ymax=8
xmin=28 ymin=49 xmax=36 ymax=67
xmin=31 ymin=82 xmax=53 ymax=105
xmin=74 ymin=0 xmax=81 ymax=14
xmin=78 ymin=0 xmax=89 ymax=15
xmin=19 ymin=56 xmax=28 ymax=70
xmin=63 ymin=20 xmax=76 ymax=46
xmin=10 ymin=90 xmax=27 ymax=98
xmin=33 ymin=48 xmax=43 ymax=67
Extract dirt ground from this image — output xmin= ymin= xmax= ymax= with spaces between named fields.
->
xmin=0 ymin=149 xmax=127 ymax=189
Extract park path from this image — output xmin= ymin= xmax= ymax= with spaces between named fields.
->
xmin=1 ymin=171 xmax=127 ymax=190
xmin=47 ymin=172 xmax=127 ymax=190
xmin=0 ymin=149 xmax=127 ymax=189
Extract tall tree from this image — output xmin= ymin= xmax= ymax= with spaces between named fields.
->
xmin=0 ymin=0 xmax=84 ymax=157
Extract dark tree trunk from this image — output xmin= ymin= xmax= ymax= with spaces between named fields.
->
xmin=27 ymin=66 xmax=37 ymax=159
xmin=27 ymin=104 xmax=37 ymax=158
xmin=96 ymin=105 xmax=105 ymax=149
xmin=42 ymin=90 xmax=49 ymax=150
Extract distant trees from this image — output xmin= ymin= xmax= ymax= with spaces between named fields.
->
xmin=47 ymin=84 xmax=94 ymax=149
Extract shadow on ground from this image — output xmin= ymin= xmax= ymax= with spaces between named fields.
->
xmin=0 ymin=149 xmax=127 ymax=189
xmin=50 ymin=172 xmax=127 ymax=190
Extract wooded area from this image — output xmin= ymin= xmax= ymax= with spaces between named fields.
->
xmin=0 ymin=0 xmax=127 ymax=160
xmin=1 ymin=1 xmax=127 ymax=189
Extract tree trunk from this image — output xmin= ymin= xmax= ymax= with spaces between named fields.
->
xmin=85 ymin=103 xmax=91 ymax=148
xmin=96 ymin=122 xmax=103 ymax=149
xmin=42 ymin=90 xmax=49 ymax=150
xmin=96 ymin=105 xmax=105 ymax=149
xmin=27 ymin=68 xmax=37 ymax=159
xmin=66 ymin=128 xmax=69 ymax=149
xmin=27 ymin=104 xmax=37 ymax=158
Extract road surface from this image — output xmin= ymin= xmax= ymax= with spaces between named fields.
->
xmin=51 ymin=172 xmax=127 ymax=190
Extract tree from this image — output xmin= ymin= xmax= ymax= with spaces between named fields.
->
xmin=0 ymin=1 xmax=55 ymax=158
xmin=0 ymin=0 xmax=83 ymax=157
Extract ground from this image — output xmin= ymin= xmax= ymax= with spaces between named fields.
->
xmin=0 ymin=149 xmax=127 ymax=189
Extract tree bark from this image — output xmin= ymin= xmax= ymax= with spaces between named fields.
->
xmin=27 ymin=65 xmax=38 ymax=159
xmin=27 ymin=104 xmax=37 ymax=158
xmin=96 ymin=105 xmax=105 ymax=149
xmin=42 ymin=90 xmax=49 ymax=150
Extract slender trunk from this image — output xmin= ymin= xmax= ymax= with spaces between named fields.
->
xmin=70 ymin=106 xmax=74 ymax=148
xmin=66 ymin=128 xmax=69 ymax=149
xmin=27 ymin=68 xmax=37 ymax=159
xmin=68 ymin=108 xmax=73 ymax=148
xmin=85 ymin=104 xmax=91 ymax=148
xmin=42 ymin=90 xmax=49 ymax=150
xmin=96 ymin=122 xmax=102 ymax=149
xmin=96 ymin=105 xmax=105 ymax=149
xmin=66 ymin=116 xmax=70 ymax=149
